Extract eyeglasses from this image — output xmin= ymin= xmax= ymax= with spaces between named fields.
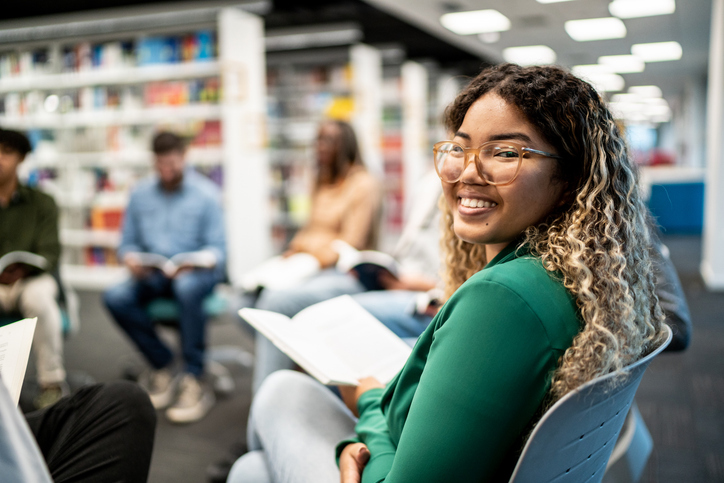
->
xmin=432 ymin=140 xmax=563 ymax=186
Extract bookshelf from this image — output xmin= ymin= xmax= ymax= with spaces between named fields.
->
xmin=0 ymin=6 xmax=268 ymax=288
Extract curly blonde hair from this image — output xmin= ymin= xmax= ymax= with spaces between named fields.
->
xmin=440 ymin=64 xmax=665 ymax=403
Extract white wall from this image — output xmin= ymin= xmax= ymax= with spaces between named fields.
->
xmin=702 ymin=0 xmax=724 ymax=290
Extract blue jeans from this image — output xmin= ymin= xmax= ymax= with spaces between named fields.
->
xmin=103 ymin=270 xmax=219 ymax=376
xmin=228 ymin=371 xmax=356 ymax=483
xmin=350 ymin=290 xmax=433 ymax=339
xmin=251 ymin=270 xmax=365 ymax=393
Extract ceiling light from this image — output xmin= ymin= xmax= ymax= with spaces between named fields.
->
xmin=572 ymin=64 xmax=614 ymax=77
xmin=503 ymin=45 xmax=557 ymax=66
xmin=536 ymin=0 xmax=577 ymax=3
xmin=478 ymin=32 xmax=501 ymax=44
xmin=609 ymin=0 xmax=675 ymax=19
xmin=581 ymin=73 xmax=625 ymax=92
xmin=598 ymin=54 xmax=645 ymax=73
xmin=611 ymin=93 xmax=641 ymax=103
xmin=440 ymin=10 xmax=511 ymax=35
xmin=631 ymin=41 xmax=682 ymax=62
xmin=629 ymin=85 xmax=663 ymax=98
xmin=565 ymin=17 xmax=627 ymax=41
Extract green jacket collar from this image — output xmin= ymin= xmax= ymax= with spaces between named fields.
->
xmin=485 ymin=239 xmax=531 ymax=269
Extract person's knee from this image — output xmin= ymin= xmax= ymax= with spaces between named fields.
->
xmin=17 ymin=278 xmax=58 ymax=315
xmin=255 ymin=370 xmax=311 ymax=408
xmin=172 ymin=273 xmax=212 ymax=302
xmin=103 ymin=284 xmax=131 ymax=313
xmin=96 ymin=381 xmax=157 ymax=431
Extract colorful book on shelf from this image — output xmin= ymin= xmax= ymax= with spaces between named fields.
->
xmin=332 ymin=240 xmax=400 ymax=291
xmin=0 ymin=318 xmax=37 ymax=406
xmin=239 ymin=295 xmax=411 ymax=386
xmin=128 ymin=250 xmax=217 ymax=277
xmin=0 ymin=251 xmax=48 ymax=275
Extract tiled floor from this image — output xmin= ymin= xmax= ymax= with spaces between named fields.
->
xmin=54 ymin=234 xmax=722 ymax=482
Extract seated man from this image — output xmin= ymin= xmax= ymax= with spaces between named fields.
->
xmin=104 ymin=131 xmax=226 ymax=424
xmin=1 ymin=376 xmax=156 ymax=483
xmin=0 ymin=128 xmax=67 ymax=409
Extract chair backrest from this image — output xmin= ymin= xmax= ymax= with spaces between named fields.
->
xmin=508 ymin=324 xmax=672 ymax=483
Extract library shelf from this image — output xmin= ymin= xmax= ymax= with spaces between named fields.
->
xmin=0 ymin=61 xmax=220 ymax=93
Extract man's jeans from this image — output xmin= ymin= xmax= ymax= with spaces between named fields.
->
xmin=103 ymin=270 xmax=219 ymax=376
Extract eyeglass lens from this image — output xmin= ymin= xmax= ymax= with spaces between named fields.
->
xmin=434 ymin=142 xmax=521 ymax=184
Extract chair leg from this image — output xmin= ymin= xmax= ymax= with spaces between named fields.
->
xmin=603 ymin=402 xmax=653 ymax=483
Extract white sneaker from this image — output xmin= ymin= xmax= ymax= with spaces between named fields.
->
xmin=140 ymin=368 xmax=179 ymax=409
xmin=165 ymin=374 xmax=215 ymax=424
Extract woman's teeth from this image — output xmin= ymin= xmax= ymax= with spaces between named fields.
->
xmin=460 ymin=198 xmax=497 ymax=208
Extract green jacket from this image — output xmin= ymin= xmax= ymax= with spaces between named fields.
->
xmin=338 ymin=242 xmax=581 ymax=482
xmin=0 ymin=184 xmax=60 ymax=273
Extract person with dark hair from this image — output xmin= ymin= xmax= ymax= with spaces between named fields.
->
xmin=0 ymin=128 xmax=68 ymax=409
xmin=103 ymin=130 xmax=226 ymax=424
xmin=249 ymin=120 xmax=381 ymax=393
xmin=1 ymin=377 xmax=157 ymax=483
xmin=226 ymin=64 xmax=667 ymax=483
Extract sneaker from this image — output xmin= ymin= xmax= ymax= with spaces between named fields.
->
xmin=166 ymin=374 xmax=215 ymax=424
xmin=140 ymin=368 xmax=179 ymax=409
xmin=34 ymin=381 xmax=70 ymax=410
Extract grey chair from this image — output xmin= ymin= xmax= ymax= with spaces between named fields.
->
xmin=603 ymin=402 xmax=653 ymax=483
xmin=508 ymin=324 xmax=672 ymax=483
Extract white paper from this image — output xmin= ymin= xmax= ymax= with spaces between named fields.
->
xmin=0 ymin=318 xmax=38 ymax=406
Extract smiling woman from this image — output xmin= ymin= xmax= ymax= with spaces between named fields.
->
xmin=227 ymin=63 xmax=666 ymax=483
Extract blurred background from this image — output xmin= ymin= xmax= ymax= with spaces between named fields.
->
xmin=1 ymin=1 xmax=722 ymax=482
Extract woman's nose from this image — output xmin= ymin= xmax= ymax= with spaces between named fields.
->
xmin=461 ymin=153 xmax=487 ymax=184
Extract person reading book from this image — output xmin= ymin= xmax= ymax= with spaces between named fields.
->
xmin=0 ymin=128 xmax=68 ymax=410
xmin=103 ymin=131 xmax=226 ymax=424
xmin=249 ymin=120 xmax=381 ymax=386
xmin=227 ymin=64 xmax=667 ymax=483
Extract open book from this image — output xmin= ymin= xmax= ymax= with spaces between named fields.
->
xmin=128 ymin=250 xmax=217 ymax=278
xmin=240 ymin=253 xmax=321 ymax=292
xmin=240 ymin=295 xmax=412 ymax=386
xmin=333 ymin=240 xmax=400 ymax=291
xmin=0 ymin=318 xmax=37 ymax=406
xmin=0 ymin=251 xmax=48 ymax=274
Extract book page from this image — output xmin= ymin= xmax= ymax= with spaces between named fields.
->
xmin=0 ymin=251 xmax=48 ymax=273
xmin=0 ymin=318 xmax=37 ymax=406
xmin=291 ymin=296 xmax=412 ymax=383
xmin=240 ymin=308 xmax=360 ymax=385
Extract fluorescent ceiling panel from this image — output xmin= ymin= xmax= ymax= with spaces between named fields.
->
xmin=537 ymin=0 xmax=577 ymax=3
xmin=631 ymin=41 xmax=683 ymax=62
xmin=598 ymin=54 xmax=645 ymax=73
xmin=609 ymin=0 xmax=675 ymax=19
xmin=503 ymin=45 xmax=557 ymax=66
xmin=629 ymin=85 xmax=663 ymax=98
xmin=581 ymin=73 xmax=625 ymax=92
xmin=440 ymin=10 xmax=511 ymax=35
xmin=565 ymin=17 xmax=627 ymax=41
xmin=572 ymin=64 xmax=613 ymax=77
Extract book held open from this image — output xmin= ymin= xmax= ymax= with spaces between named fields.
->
xmin=0 ymin=318 xmax=37 ymax=406
xmin=240 ymin=295 xmax=412 ymax=386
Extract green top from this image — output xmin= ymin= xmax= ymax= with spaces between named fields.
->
xmin=0 ymin=184 xmax=60 ymax=273
xmin=337 ymin=242 xmax=581 ymax=482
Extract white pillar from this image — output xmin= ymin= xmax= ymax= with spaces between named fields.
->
xmin=401 ymin=61 xmax=429 ymax=220
xmin=350 ymin=44 xmax=383 ymax=178
xmin=702 ymin=0 xmax=724 ymax=290
xmin=218 ymin=7 xmax=271 ymax=286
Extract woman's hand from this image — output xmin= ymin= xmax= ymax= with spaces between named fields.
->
xmin=339 ymin=443 xmax=370 ymax=483
xmin=339 ymin=377 xmax=384 ymax=417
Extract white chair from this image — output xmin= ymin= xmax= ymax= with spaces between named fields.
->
xmin=508 ymin=324 xmax=672 ymax=483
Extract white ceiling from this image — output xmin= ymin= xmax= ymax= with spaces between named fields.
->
xmin=365 ymin=0 xmax=712 ymax=103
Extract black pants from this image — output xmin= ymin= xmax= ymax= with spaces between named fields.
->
xmin=25 ymin=381 xmax=156 ymax=483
